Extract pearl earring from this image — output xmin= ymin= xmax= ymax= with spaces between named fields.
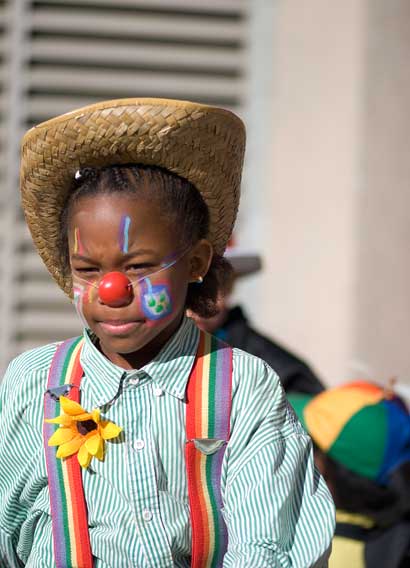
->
xmin=197 ymin=276 xmax=203 ymax=283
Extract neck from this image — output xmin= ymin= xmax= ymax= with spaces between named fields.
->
xmin=99 ymin=314 xmax=185 ymax=369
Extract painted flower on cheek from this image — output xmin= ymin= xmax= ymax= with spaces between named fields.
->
xmin=45 ymin=396 xmax=122 ymax=468
xmin=140 ymin=278 xmax=173 ymax=321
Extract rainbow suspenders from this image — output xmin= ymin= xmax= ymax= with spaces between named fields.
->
xmin=44 ymin=337 xmax=93 ymax=568
xmin=43 ymin=331 xmax=233 ymax=568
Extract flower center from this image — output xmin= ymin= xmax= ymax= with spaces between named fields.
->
xmin=77 ymin=420 xmax=98 ymax=436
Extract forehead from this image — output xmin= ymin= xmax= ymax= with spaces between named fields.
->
xmin=68 ymin=193 xmax=176 ymax=248
xmin=70 ymin=192 xmax=149 ymax=216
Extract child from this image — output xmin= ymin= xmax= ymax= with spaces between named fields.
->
xmin=0 ymin=98 xmax=334 ymax=567
xmin=289 ymin=381 xmax=410 ymax=568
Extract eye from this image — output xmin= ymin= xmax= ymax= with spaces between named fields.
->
xmin=73 ymin=266 xmax=100 ymax=274
xmin=126 ymin=262 xmax=155 ymax=270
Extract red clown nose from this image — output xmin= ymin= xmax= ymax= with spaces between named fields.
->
xmin=98 ymin=272 xmax=133 ymax=307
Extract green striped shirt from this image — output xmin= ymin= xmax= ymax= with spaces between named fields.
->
xmin=0 ymin=317 xmax=335 ymax=567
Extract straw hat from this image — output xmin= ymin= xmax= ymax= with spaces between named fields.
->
xmin=20 ymin=97 xmax=246 ymax=296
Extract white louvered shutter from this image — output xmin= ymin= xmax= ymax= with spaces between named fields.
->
xmin=0 ymin=0 xmax=250 ymax=371
xmin=0 ymin=0 xmax=7 ymax=363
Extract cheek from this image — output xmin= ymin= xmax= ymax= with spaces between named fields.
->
xmin=73 ymin=283 xmax=88 ymax=327
xmin=138 ymin=277 xmax=174 ymax=324
xmin=73 ymin=278 xmax=97 ymax=303
xmin=73 ymin=281 xmax=97 ymax=326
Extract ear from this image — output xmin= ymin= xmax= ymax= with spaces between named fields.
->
xmin=188 ymin=239 xmax=213 ymax=283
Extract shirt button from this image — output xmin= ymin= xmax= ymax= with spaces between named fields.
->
xmin=134 ymin=439 xmax=145 ymax=451
xmin=153 ymin=387 xmax=164 ymax=397
xmin=129 ymin=377 xmax=139 ymax=386
xmin=142 ymin=509 xmax=153 ymax=522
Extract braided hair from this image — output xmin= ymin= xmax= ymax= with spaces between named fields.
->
xmin=60 ymin=164 xmax=233 ymax=318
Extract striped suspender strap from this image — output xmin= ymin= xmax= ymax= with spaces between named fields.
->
xmin=185 ymin=331 xmax=233 ymax=568
xmin=43 ymin=331 xmax=233 ymax=568
xmin=43 ymin=337 xmax=93 ymax=568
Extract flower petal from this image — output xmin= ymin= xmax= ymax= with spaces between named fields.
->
xmin=78 ymin=444 xmax=92 ymax=468
xmin=73 ymin=413 xmax=94 ymax=422
xmin=48 ymin=427 xmax=76 ymax=446
xmin=91 ymin=409 xmax=100 ymax=423
xmin=45 ymin=415 xmax=73 ymax=426
xmin=56 ymin=435 xmax=84 ymax=458
xmin=100 ymin=420 xmax=122 ymax=440
xmin=85 ymin=433 xmax=103 ymax=456
xmin=95 ymin=441 xmax=105 ymax=461
xmin=60 ymin=396 xmax=87 ymax=416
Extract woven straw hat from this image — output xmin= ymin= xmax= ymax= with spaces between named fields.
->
xmin=20 ymin=97 xmax=246 ymax=296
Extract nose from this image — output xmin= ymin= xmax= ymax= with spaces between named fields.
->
xmin=98 ymin=272 xmax=133 ymax=307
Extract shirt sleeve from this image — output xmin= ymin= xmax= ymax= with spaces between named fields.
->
xmin=222 ymin=353 xmax=335 ymax=567
xmin=0 ymin=350 xmax=52 ymax=566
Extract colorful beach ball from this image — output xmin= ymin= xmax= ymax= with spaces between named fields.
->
xmin=288 ymin=381 xmax=410 ymax=485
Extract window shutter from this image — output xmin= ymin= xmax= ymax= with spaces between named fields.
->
xmin=0 ymin=0 xmax=249 ymax=371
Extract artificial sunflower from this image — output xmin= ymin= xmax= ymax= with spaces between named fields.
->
xmin=45 ymin=396 xmax=122 ymax=468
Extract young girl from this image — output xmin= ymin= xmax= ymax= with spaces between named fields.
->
xmin=0 ymin=98 xmax=334 ymax=567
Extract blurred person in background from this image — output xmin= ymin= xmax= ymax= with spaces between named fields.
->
xmin=289 ymin=381 xmax=410 ymax=568
xmin=190 ymin=243 xmax=324 ymax=394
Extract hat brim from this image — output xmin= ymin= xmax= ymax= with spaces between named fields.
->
xmin=224 ymin=249 xmax=262 ymax=277
xmin=20 ymin=97 xmax=246 ymax=297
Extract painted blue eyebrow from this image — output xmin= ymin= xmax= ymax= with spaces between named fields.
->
xmin=119 ymin=215 xmax=132 ymax=253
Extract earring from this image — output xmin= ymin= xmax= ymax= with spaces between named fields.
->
xmin=196 ymin=276 xmax=203 ymax=284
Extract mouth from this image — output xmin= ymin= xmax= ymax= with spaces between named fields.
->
xmin=98 ymin=319 xmax=144 ymax=335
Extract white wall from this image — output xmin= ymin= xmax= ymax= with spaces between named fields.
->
xmin=239 ymin=0 xmax=366 ymax=384
xmin=241 ymin=0 xmax=410 ymax=387
xmin=355 ymin=0 xmax=410 ymax=382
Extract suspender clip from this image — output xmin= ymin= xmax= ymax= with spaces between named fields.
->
xmin=45 ymin=384 xmax=78 ymax=401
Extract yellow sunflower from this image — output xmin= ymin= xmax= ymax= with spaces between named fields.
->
xmin=45 ymin=396 xmax=122 ymax=468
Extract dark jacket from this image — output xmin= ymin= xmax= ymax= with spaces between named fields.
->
xmin=215 ymin=306 xmax=324 ymax=395
xmin=334 ymin=510 xmax=410 ymax=568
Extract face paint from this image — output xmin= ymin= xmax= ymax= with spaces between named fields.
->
xmin=87 ymin=284 xmax=97 ymax=304
xmin=73 ymin=283 xmax=89 ymax=328
xmin=73 ymin=247 xmax=190 ymax=296
xmin=119 ymin=215 xmax=131 ymax=254
xmin=140 ymin=277 xmax=173 ymax=321
xmin=73 ymin=227 xmax=85 ymax=255
xmin=82 ymin=282 xmax=97 ymax=305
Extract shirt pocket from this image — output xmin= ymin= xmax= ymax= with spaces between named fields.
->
xmin=19 ymin=487 xmax=52 ymax=566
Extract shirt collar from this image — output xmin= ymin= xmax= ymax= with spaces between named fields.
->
xmin=80 ymin=331 xmax=126 ymax=408
xmin=80 ymin=317 xmax=200 ymax=407
xmin=143 ymin=316 xmax=200 ymax=399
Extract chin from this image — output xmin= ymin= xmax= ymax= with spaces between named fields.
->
xmin=98 ymin=330 xmax=158 ymax=355
xmin=93 ymin=314 xmax=179 ymax=356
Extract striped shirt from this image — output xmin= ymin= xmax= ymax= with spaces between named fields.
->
xmin=0 ymin=317 xmax=335 ymax=567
